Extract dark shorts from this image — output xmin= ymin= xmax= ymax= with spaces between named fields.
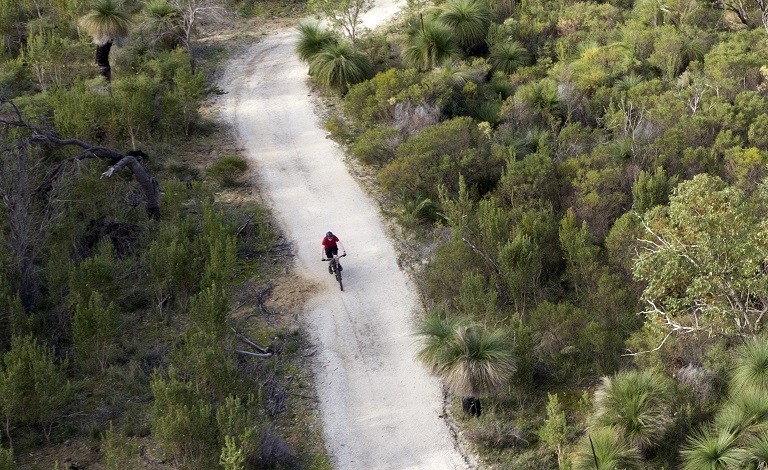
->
xmin=325 ymin=246 xmax=338 ymax=258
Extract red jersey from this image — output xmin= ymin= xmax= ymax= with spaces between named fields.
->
xmin=322 ymin=235 xmax=339 ymax=249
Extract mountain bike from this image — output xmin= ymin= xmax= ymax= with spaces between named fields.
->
xmin=322 ymin=253 xmax=346 ymax=291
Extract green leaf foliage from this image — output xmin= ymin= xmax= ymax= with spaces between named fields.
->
xmin=378 ymin=116 xmax=498 ymax=200
xmin=0 ymin=335 xmax=70 ymax=443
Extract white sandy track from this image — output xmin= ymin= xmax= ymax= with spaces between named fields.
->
xmin=220 ymin=6 xmax=468 ymax=470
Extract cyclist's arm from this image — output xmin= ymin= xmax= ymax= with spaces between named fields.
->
xmin=338 ymin=241 xmax=346 ymax=253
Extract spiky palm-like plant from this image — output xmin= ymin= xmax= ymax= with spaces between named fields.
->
xmin=680 ymin=427 xmax=740 ymax=470
xmin=489 ymin=41 xmax=530 ymax=75
xmin=414 ymin=310 xmax=470 ymax=375
xmin=438 ymin=0 xmax=492 ymax=53
xmin=714 ymin=388 xmax=768 ymax=436
xmin=309 ymin=41 xmax=373 ymax=94
xmin=590 ymin=369 xmax=674 ymax=452
xmin=295 ymin=21 xmax=337 ymax=65
xmin=416 ymin=316 xmax=515 ymax=416
xmin=403 ymin=16 xmax=461 ymax=72
xmin=143 ymin=0 xmax=183 ymax=50
xmin=613 ymin=73 xmax=644 ymax=94
xmin=737 ymin=430 xmax=768 ymax=469
xmin=731 ymin=338 xmax=768 ymax=394
xmin=572 ymin=426 xmax=643 ymax=470
xmin=440 ymin=324 xmax=517 ymax=398
xmin=79 ymin=0 xmax=131 ymax=81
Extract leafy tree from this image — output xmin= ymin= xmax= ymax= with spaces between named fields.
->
xmin=309 ymin=41 xmax=373 ymax=94
xmin=102 ymin=422 xmax=140 ymax=469
xmin=216 ymin=394 xmax=263 ymax=469
xmin=72 ymin=292 xmax=120 ymax=373
xmin=306 ymin=0 xmax=373 ymax=42
xmin=559 ymin=209 xmax=602 ymax=298
xmin=79 ymin=0 xmax=131 ymax=81
xmin=111 ymin=74 xmax=157 ymax=149
xmin=633 ymin=174 xmax=768 ymax=336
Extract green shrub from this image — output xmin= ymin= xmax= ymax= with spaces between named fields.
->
xmin=102 ymin=423 xmax=140 ymax=470
xmin=206 ymin=155 xmax=248 ymax=187
xmin=150 ymin=367 xmax=217 ymax=469
xmin=0 ymin=444 xmax=15 ymax=470
xmin=0 ymin=335 xmax=71 ymax=443
xmin=350 ymin=125 xmax=400 ymax=165
xmin=378 ymin=116 xmax=498 ymax=200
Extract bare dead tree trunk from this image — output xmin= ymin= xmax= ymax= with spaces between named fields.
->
xmin=1 ymin=98 xmax=161 ymax=218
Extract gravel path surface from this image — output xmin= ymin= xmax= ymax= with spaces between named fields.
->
xmin=220 ymin=5 xmax=469 ymax=469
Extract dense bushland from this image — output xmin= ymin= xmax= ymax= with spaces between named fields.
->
xmin=300 ymin=0 xmax=768 ymax=466
xmin=0 ymin=1 xmax=320 ymax=469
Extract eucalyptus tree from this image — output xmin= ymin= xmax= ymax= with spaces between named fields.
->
xmin=307 ymin=0 xmax=373 ymax=42
xmin=633 ymin=174 xmax=768 ymax=337
xmin=79 ymin=0 xmax=130 ymax=81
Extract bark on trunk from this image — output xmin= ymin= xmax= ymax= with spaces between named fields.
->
xmin=461 ymin=396 xmax=482 ymax=417
xmin=95 ymin=41 xmax=113 ymax=81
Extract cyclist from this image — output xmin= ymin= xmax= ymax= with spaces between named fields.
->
xmin=321 ymin=231 xmax=346 ymax=274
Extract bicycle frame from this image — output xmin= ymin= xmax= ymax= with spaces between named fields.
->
xmin=322 ymin=253 xmax=346 ymax=291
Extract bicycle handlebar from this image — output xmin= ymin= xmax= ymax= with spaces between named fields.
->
xmin=321 ymin=253 xmax=346 ymax=261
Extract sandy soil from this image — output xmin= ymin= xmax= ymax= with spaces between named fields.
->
xmin=219 ymin=4 xmax=471 ymax=470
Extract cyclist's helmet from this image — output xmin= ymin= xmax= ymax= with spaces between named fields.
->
xmin=326 ymin=231 xmax=333 ymax=238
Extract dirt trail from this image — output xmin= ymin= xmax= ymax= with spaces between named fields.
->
xmin=219 ymin=7 xmax=469 ymax=469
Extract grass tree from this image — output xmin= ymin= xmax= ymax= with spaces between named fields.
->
xmin=680 ymin=427 xmax=740 ymax=470
xmin=730 ymin=338 xmax=768 ymax=394
xmin=143 ymin=0 xmax=183 ymax=50
xmin=416 ymin=311 xmax=516 ymax=416
xmin=309 ymin=41 xmax=373 ymax=94
xmin=489 ymin=41 xmax=530 ymax=75
xmin=415 ymin=310 xmax=470 ymax=374
xmin=590 ymin=369 xmax=675 ymax=452
xmin=79 ymin=0 xmax=131 ymax=81
xmin=437 ymin=0 xmax=492 ymax=54
xmin=572 ymin=426 xmax=643 ymax=470
xmin=403 ymin=15 xmax=462 ymax=72
xmin=295 ymin=21 xmax=338 ymax=71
